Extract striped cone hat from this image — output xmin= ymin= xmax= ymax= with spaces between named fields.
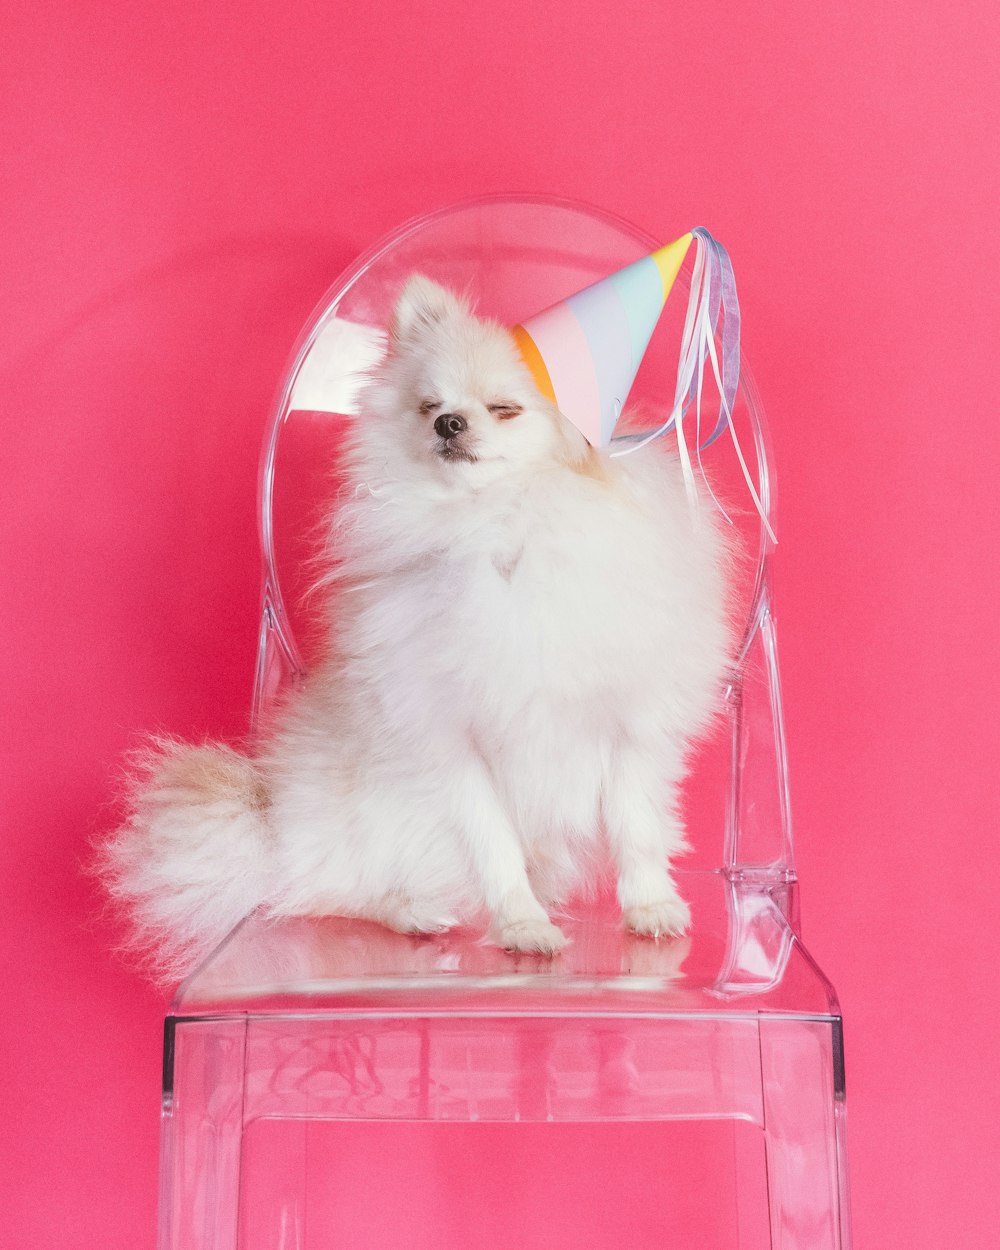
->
xmin=511 ymin=233 xmax=694 ymax=447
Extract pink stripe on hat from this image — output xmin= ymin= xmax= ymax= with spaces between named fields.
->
xmin=519 ymin=299 xmax=603 ymax=445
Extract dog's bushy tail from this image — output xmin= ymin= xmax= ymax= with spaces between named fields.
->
xmin=99 ymin=738 xmax=271 ymax=982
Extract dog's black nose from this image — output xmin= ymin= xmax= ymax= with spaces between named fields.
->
xmin=434 ymin=412 xmax=467 ymax=439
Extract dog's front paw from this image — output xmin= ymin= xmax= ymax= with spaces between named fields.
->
xmin=497 ymin=917 xmax=567 ymax=956
xmin=624 ymin=897 xmax=691 ymax=939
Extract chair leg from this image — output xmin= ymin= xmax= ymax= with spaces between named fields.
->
xmin=159 ymin=1018 xmax=247 ymax=1250
xmin=759 ymin=1017 xmax=852 ymax=1250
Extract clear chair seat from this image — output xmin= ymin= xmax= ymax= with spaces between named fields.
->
xmin=174 ymin=870 xmax=835 ymax=1022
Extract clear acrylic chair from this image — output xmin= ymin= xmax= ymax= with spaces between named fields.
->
xmin=159 ymin=196 xmax=852 ymax=1249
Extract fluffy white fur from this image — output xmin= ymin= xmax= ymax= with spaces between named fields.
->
xmin=101 ymin=276 xmax=734 ymax=980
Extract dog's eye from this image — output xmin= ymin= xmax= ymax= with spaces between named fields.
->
xmin=488 ymin=402 xmax=523 ymax=420
xmin=418 ymin=399 xmax=442 ymax=416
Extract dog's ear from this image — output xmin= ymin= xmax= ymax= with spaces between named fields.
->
xmin=391 ymin=275 xmax=465 ymax=344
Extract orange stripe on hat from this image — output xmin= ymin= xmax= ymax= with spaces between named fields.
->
xmin=511 ymin=324 xmax=557 ymax=405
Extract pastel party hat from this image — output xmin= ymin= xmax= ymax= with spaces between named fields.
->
xmin=512 ymin=232 xmax=694 ymax=449
xmin=512 ymin=227 xmax=774 ymax=542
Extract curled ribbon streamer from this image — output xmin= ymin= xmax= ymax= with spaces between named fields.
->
xmin=610 ymin=229 xmax=775 ymax=544
xmin=692 ymin=228 xmax=739 ymax=448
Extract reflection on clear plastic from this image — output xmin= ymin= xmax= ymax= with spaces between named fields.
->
xmin=160 ymin=196 xmax=851 ymax=1250
xmin=287 ymin=317 xmax=387 ymax=416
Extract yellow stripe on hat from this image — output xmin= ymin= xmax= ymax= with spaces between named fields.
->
xmin=650 ymin=233 xmax=694 ymax=301
xmin=511 ymin=324 xmax=557 ymax=405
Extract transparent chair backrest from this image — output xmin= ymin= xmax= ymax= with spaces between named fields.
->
xmin=254 ymin=196 xmax=792 ymax=884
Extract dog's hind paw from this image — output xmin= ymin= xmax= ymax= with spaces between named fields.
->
xmin=379 ymin=899 xmax=457 ymax=936
xmin=497 ymin=917 xmax=567 ymax=956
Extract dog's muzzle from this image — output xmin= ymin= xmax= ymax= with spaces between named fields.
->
xmin=433 ymin=412 xmax=476 ymax=462
xmin=434 ymin=413 xmax=467 ymax=439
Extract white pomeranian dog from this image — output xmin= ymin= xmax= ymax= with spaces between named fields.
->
xmin=102 ymin=275 xmax=734 ymax=979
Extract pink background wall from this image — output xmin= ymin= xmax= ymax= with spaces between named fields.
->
xmin=3 ymin=2 xmax=998 ymax=1246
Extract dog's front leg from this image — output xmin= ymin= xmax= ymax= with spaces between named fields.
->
xmin=448 ymin=753 xmax=567 ymax=955
xmin=604 ymin=742 xmax=691 ymax=938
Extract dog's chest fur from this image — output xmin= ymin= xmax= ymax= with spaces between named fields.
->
xmin=341 ymin=462 xmax=713 ymax=736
